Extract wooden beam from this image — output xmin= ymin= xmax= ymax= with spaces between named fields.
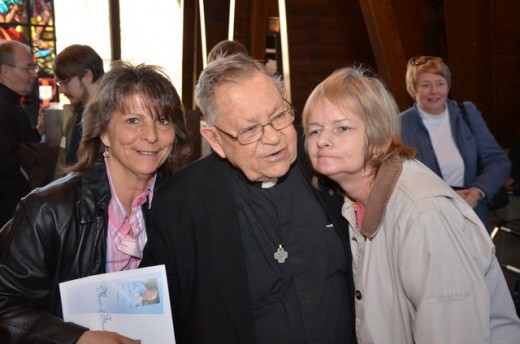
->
xmin=358 ymin=0 xmax=409 ymax=110
xmin=249 ymin=0 xmax=268 ymax=60
xmin=108 ymin=0 xmax=120 ymax=61
xmin=182 ymin=0 xmax=201 ymax=110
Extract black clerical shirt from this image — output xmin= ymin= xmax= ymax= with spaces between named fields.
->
xmin=233 ymin=163 xmax=351 ymax=344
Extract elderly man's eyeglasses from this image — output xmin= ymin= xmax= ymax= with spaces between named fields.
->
xmin=7 ymin=64 xmax=39 ymax=73
xmin=214 ymin=102 xmax=296 ymax=145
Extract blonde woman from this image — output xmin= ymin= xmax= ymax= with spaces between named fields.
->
xmin=400 ymin=56 xmax=510 ymax=230
xmin=302 ymin=66 xmax=520 ymax=343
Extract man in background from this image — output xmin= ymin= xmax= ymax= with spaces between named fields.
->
xmin=53 ymin=44 xmax=104 ymax=165
xmin=0 ymin=40 xmax=44 ymax=227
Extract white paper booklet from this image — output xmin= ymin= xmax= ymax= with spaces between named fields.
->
xmin=60 ymin=265 xmax=175 ymax=343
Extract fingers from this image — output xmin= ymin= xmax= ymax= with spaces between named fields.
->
xmin=455 ymin=188 xmax=478 ymax=208
xmin=77 ymin=330 xmax=141 ymax=344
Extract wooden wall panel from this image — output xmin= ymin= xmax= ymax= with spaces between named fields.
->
xmin=492 ymin=0 xmax=520 ymax=146
xmin=204 ymin=0 xmax=232 ymax=59
xmin=285 ymin=0 xmax=376 ymax=121
xmin=181 ymin=0 xmax=520 ymax=156
xmin=358 ymin=0 xmax=409 ymax=109
xmin=445 ymin=1 xmax=493 ymax=112
xmin=494 ymin=0 xmax=520 ymax=17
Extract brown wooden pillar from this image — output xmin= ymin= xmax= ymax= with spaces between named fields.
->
xmin=109 ymin=0 xmax=120 ymax=61
xmin=358 ymin=0 xmax=409 ymax=110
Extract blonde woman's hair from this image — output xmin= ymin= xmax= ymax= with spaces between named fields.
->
xmin=302 ymin=66 xmax=414 ymax=185
xmin=405 ymin=56 xmax=451 ymax=99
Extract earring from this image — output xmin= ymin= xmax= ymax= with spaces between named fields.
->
xmin=103 ymin=146 xmax=110 ymax=158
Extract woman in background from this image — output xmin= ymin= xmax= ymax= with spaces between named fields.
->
xmin=0 ymin=61 xmax=191 ymax=343
xmin=399 ymin=56 xmax=510 ymax=231
xmin=302 ymin=66 xmax=520 ymax=343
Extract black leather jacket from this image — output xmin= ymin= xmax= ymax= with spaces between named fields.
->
xmin=0 ymin=158 xmax=111 ymax=343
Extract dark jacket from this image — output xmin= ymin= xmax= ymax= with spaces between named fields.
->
xmin=64 ymin=106 xmax=84 ymax=166
xmin=0 ymin=158 xmax=111 ymax=343
xmin=0 ymin=83 xmax=40 ymax=227
xmin=400 ymin=99 xmax=511 ymax=229
xmin=140 ymin=140 xmax=357 ymax=344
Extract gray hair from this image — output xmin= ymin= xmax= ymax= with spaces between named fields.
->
xmin=0 ymin=40 xmax=31 ymax=66
xmin=195 ymin=54 xmax=284 ymax=126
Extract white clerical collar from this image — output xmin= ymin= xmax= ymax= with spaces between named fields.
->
xmin=261 ymin=179 xmax=278 ymax=188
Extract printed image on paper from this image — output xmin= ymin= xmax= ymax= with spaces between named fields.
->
xmin=60 ymin=265 xmax=175 ymax=343
xmin=63 ymin=275 xmax=163 ymax=315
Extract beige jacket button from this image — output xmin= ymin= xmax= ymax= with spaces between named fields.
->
xmin=355 ymin=290 xmax=362 ymax=300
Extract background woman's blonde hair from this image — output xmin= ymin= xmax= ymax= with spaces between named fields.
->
xmin=405 ymin=56 xmax=452 ymax=99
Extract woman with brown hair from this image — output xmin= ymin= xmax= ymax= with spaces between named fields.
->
xmin=0 ymin=61 xmax=191 ymax=343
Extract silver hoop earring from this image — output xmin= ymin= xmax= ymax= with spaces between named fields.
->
xmin=103 ymin=147 xmax=110 ymax=158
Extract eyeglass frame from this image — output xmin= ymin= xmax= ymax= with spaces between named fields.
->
xmin=55 ymin=75 xmax=78 ymax=87
xmin=6 ymin=63 xmax=39 ymax=73
xmin=213 ymin=99 xmax=296 ymax=145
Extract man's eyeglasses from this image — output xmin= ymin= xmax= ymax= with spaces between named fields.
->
xmin=408 ymin=56 xmax=442 ymax=67
xmin=7 ymin=64 xmax=39 ymax=73
xmin=214 ymin=101 xmax=296 ymax=145
xmin=56 ymin=76 xmax=75 ymax=87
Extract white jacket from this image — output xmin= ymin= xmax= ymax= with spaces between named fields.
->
xmin=343 ymin=159 xmax=520 ymax=344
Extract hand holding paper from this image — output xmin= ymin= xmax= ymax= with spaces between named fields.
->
xmin=60 ymin=265 xmax=175 ymax=343
xmin=77 ymin=330 xmax=141 ymax=344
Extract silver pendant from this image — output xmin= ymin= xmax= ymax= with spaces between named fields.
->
xmin=274 ymin=245 xmax=288 ymax=263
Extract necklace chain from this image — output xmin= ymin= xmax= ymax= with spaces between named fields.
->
xmin=234 ymin=171 xmax=294 ymax=263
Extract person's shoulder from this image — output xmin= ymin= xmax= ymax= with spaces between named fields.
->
xmin=396 ymin=160 xmax=453 ymax=199
xmin=450 ymin=99 xmax=479 ymax=114
xmin=399 ymin=106 xmax=418 ymax=121
xmin=456 ymin=99 xmax=476 ymax=108
xmin=159 ymin=153 xmax=229 ymax=191
xmin=399 ymin=105 xmax=415 ymax=115
xmin=22 ymin=172 xmax=81 ymax=206
xmin=13 ymin=172 xmax=82 ymax=230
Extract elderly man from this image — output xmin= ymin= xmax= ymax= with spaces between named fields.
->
xmin=0 ymin=40 xmax=43 ymax=227
xmin=141 ymin=54 xmax=357 ymax=343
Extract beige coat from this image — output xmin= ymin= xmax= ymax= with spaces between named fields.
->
xmin=343 ymin=159 xmax=520 ymax=344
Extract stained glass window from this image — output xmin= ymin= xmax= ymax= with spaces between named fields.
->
xmin=0 ymin=0 xmax=57 ymax=105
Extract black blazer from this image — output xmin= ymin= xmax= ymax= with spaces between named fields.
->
xmin=141 ymin=138 xmax=356 ymax=343
xmin=0 ymin=158 xmax=110 ymax=343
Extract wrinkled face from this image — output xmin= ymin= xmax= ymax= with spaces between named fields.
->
xmin=3 ymin=46 xmax=37 ymax=96
xmin=58 ymin=75 xmax=90 ymax=107
xmin=101 ymin=95 xmax=175 ymax=186
xmin=414 ymin=72 xmax=449 ymax=114
xmin=305 ymin=98 xmax=367 ymax=186
xmin=201 ymin=71 xmax=297 ymax=182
